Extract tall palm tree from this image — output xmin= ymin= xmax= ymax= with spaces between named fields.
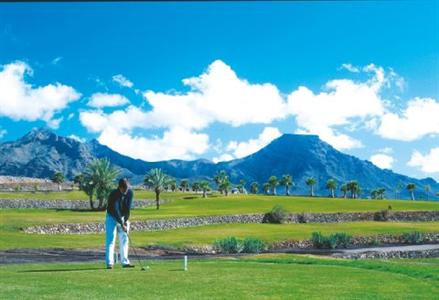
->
xmin=191 ymin=181 xmax=200 ymax=192
xmin=85 ymin=158 xmax=120 ymax=210
xmin=168 ymin=177 xmax=177 ymax=192
xmin=340 ymin=184 xmax=348 ymax=198
xmin=73 ymin=174 xmax=84 ymax=188
xmin=395 ymin=182 xmax=405 ymax=200
xmin=263 ymin=182 xmax=270 ymax=195
xmin=52 ymin=172 xmax=65 ymax=191
xmin=268 ymin=176 xmax=279 ymax=195
xmin=238 ymin=179 xmax=246 ymax=193
xmin=250 ymin=182 xmax=259 ymax=194
xmin=406 ymin=183 xmax=416 ymax=201
xmin=214 ymin=170 xmax=228 ymax=194
xmin=219 ymin=178 xmax=231 ymax=196
xmin=305 ymin=177 xmax=316 ymax=197
xmin=145 ymin=168 xmax=171 ymax=210
xmin=199 ymin=181 xmax=210 ymax=198
xmin=280 ymin=175 xmax=293 ymax=196
xmin=347 ymin=180 xmax=359 ymax=199
xmin=326 ymin=179 xmax=337 ymax=198
xmin=180 ymin=179 xmax=189 ymax=192
xmin=424 ymin=185 xmax=431 ymax=200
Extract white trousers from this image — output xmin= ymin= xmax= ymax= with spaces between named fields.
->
xmin=105 ymin=213 xmax=130 ymax=266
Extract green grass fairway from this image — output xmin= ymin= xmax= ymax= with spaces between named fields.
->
xmin=1 ymin=221 xmax=438 ymax=250
xmin=0 ymin=255 xmax=437 ymax=299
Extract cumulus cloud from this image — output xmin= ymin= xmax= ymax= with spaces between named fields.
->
xmin=212 ymin=154 xmax=234 ymax=163
xmin=407 ymin=148 xmax=439 ymax=174
xmin=112 ymin=74 xmax=133 ymax=88
xmin=97 ymin=127 xmax=209 ymax=161
xmin=0 ymin=61 xmax=81 ymax=128
xmin=286 ymin=64 xmax=390 ymax=150
xmin=68 ymin=134 xmax=85 ymax=143
xmin=340 ymin=63 xmax=360 ymax=73
xmin=87 ymin=93 xmax=130 ymax=108
xmin=377 ymin=97 xmax=439 ymax=141
xmin=370 ymin=153 xmax=394 ymax=169
xmin=143 ymin=60 xmax=287 ymax=130
xmin=226 ymin=127 xmax=282 ymax=159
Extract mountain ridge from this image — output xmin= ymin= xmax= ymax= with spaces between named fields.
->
xmin=0 ymin=128 xmax=437 ymax=200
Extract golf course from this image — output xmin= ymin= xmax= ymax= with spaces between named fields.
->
xmin=1 ymin=190 xmax=439 ymax=299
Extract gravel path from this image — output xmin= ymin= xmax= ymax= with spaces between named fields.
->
xmin=2 ymin=244 xmax=439 ymax=265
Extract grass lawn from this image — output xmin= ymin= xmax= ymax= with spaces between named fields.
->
xmin=0 ymin=254 xmax=437 ymax=299
xmin=1 ymin=221 xmax=438 ymax=250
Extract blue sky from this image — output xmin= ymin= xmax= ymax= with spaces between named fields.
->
xmin=0 ymin=1 xmax=438 ymax=180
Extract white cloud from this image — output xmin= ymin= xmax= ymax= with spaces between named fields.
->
xmin=377 ymin=97 xmax=439 ymax=141
xmin=143 ymin=60 xmax=287 ymax=130
xmin=0 ymin=128 xmax=6 ymax=139
xmin=340 ymin=63 xmax=360 ymax=73
xmin=51 ymin=57 xmax=63 ymax=65
xmin=87 ymin=93 xmax=130 ymax=108
xmin=112 ymin=74 xmax=133 ymax=88
xmin=212 ymin=154 xmax=234 ymax=163
xmin=0 ymin=61 xmax=81 ymax=128
xmin=370 ymin=153 xmax=394 ymax=169
xmin=407 ymin=148 xmax=439 ymax=174
xmin=68 ymin=134 xmax=85 ymax=143
xmin=378 ymin=147 xmax=393 ymax=154
xmin=97 ymin=127 xmax=209 ymax=161
xmin=226 ymin=127 xmax=282 ymax=159
xmin=286 ymin=64 xmax=388 ymax=150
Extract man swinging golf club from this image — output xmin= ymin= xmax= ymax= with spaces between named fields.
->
xmin=105 ymin=178 xmax=135 ymax=269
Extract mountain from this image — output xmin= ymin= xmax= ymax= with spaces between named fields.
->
xmin=0 ymin=128 xmax=437 ymax=200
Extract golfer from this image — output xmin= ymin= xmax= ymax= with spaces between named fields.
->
xmin=105 ymin=178 xmax=135 ymax=269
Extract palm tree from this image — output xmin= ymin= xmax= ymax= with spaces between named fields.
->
xmin=377 ymin=188 xmax=386 ymax=199
xmin=214 ymin=170 xmax=228 ymax=194
xmin=305 ymin=177 xmax=316 ymax=197
xmin=250 ymin=182 xmax=259 ymax=194
xmin=191 ymin=181 xmax=200 ymax=193
xmin=340 ymin=184 xmax=348 ymax=198
xmin=73 ymin=174 xmax=84 ymax=188
xmin=406 ymin=183 xmax=416 ymax=201
xmin=395 ymin=182 xmax=405 ymax=200
xmin=199 ymin=181 xmax=210 ymax=198
xmin=85 ymin=158 xmax=120 ymax=210
xmin=263 ymin=182 xmax=270 ymax=195
xmin=219 ymin=178 xmax=231 ymax=196
xmin=326 ymin=179 xmax=337 ymax=198
xmin=424 ymin=185 xmax=431 ymax=200
xmin=52 ymin=172 xmax=65 ymax=191
xmin=268 ymin=176 xmax=279 ymax=195
xmin=180 ymin=179 xmax=189 ymax=192
xmin=347 ymin=180 xmax=359 ymax=199
xmin=237 ymin=179 xmax=246 ymax=194
xmin=145 ymin=168 xmax=171 ymax=210
xmin=280 ymin=175 xmax=293 ymax=196
xmin=168 ymin=177 xmax=177 ymax=192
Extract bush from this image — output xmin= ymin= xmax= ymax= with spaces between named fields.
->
xmin=373 ymin=209 xmax=390 ymax=221
xmin=311 ymin=232 xmax=352 ymax=249
xmin=213 ymin=237 xmax=243 ymax=254
xmin=401 ymin=232 xmax=425 ymax=244
xmin=263 ymin=205 xmax=288 ymax=224
xmin=242 ymin=238 xmax=266 ymax=253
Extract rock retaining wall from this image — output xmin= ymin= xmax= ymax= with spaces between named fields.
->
xmin=0 ymin=199 xmax=157 ymax=210
xmin=334 ymin=249 xmax=439 ymax=259
xmin=23 ymin=211 xmax=439 ymax=234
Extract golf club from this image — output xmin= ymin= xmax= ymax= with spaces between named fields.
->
xmin=126 ymin=233 xmax=149 ymax=271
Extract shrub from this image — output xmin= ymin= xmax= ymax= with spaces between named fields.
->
xmin=263 ymin=205 xmax=288 ymax=224
xmin=373 ymin=209 xmax=390 ymax=221
xmin=242 ymin=238 xmax=266 ymax=253
xmin=401 ymin=232 xmax=425 ymax=244
xmin=213 ymin=237 xmax=243 ymax=254
xmin=311 ymin=232 xmax=352 ymax=249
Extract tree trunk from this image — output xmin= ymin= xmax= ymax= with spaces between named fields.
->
xmin=310 ymin=186 xmax=314 ymax=197
xmin=411 ymin=191 xmax=415 ymax=201
xmin=89 ymin=195 xmax=95 ymax=210
xmin=286 ymin=186 xmax=289 ymax=196
xmin=156 ymin=189 xmax=160 ymax=210
xmin=331 ymin=188 xmax=335 ymax=198
xmin=273 ymin=187 xmax=276 ymax=195
xmin=203 ymin=189 xmax=207 ymax=198
xmin=98 ymin=197 xmax=104 ymax=210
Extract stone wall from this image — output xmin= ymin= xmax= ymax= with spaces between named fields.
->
xmin=23 ymin=211 xmax=439 ymax=234
xmin=334 ymin=249 xmax=439 ymax=259
xmin=0 ymin=199 xmax=158 ymax=210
